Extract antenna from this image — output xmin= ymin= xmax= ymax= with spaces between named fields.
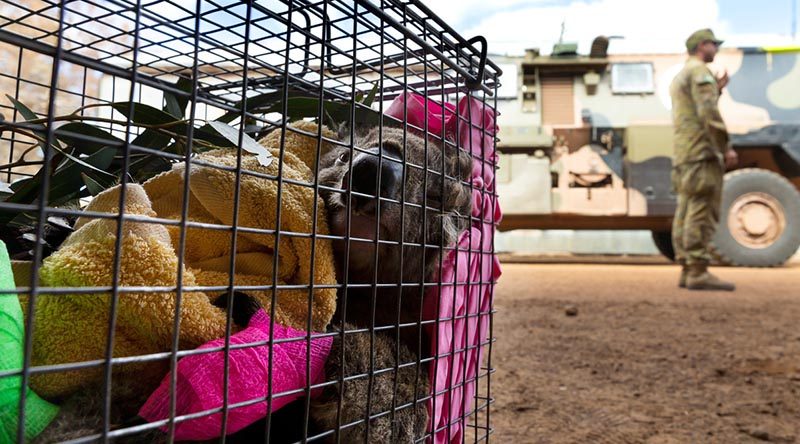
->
xmin=793 ymin=0 xmax=797 ymax=41
xmin=558 ymin=20 xmax=566 ymax=45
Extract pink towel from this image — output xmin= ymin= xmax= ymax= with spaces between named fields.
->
xmin=139 ymin=310 xmax=332 ymax=441
xmin=387 ymin=92 xmax=502 ymax=443
xmin=385 ymin=91 xmax=457 ymax=139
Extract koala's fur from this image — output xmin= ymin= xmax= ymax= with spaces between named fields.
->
xmin=308 ymin=125 xmax=473 ymax=442
xmin=33 ymin=125 xmax=472 ymax=443
xmin=309 ymin=325 xmax=431 ymax=443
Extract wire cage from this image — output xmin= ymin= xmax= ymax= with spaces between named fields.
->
xmin=0 ymin=1 xmax=502 ymax=442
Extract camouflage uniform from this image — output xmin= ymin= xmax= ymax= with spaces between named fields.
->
xmin=669 ymin=57 xmax=728 ymax=266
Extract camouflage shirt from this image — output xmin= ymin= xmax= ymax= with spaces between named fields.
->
xmin=669 ymin=58 xmax=729 ymax=166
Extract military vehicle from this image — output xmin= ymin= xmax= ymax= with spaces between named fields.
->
xmin=494 ymin=37 xmax=800 ymax=266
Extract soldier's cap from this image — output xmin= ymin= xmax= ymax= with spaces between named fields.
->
xmin=686 ymin=28 xmax=724 ymax=52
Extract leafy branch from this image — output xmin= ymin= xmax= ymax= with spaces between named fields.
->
xmin=0 ymin=77 xmax=380 ymax=228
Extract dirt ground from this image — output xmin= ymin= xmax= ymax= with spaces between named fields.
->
xmin=490 ymin=260 xmax=800 ymax=444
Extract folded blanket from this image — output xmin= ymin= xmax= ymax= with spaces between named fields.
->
xmin=17 ymin=121 xmax=339 ymax=401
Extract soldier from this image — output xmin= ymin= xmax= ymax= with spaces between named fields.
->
xmin=669 ymin=29 xmax=738 ymax=291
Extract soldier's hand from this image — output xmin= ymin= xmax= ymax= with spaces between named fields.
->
xmin=724 ymin=148 xmax=738 ymax=169
xmin=716 ymin=69 xmax=729 ymax=93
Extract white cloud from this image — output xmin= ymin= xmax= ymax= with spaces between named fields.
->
xmin=421 ymin=0 xmax=794 ymax=55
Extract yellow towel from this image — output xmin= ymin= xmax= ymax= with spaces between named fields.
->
xmin=18 ymin=121 xmax=339 ymax=400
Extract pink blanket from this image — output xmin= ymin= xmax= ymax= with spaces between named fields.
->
xmin=138 ymin=310 xmax=332 ymax=441
xmin=388 ymin=92 xmax=502 ymax=443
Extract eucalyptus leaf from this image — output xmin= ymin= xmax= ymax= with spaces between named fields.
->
xmin=216 ymin=91 xmax=284 ymax=124
xmin=130 ymin=155 xmax=172 ymax=182
xmin=111 ymin=102 xmax=180 ymax=126
xmin=264 ymin=97 xmax=381 ymax=127
xmin=109 ymin=102 xmax=181 ymax=153
xmin=55 ymin=122 xmax=123 ymax=154
xmin=5 ymin=94 xmax=40 ymax=121
xmin=208 ymin=121 xmax=273 ymax=167
xmin=51 ymin=145 xmax=116 ymax=180
xmin=80 ymin=172 xmax=105 ymax=196
xmin=163 ymin=76 xmax=193 ymax=119
xmin=362 ymin=83 xmax=378 ymax=107
xmin=215 ymin=86 xmax=316 ymax=124
xmin=130 ymin=128 xmax=173 ymax=151
xmin=5 ymin=95 xmax=62 ymax=150
xmin=193 ymin=124 xmax=238 ymax=148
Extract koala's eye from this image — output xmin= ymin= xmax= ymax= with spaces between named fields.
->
xmin=337 ymin=151 xmax=350 ymax=164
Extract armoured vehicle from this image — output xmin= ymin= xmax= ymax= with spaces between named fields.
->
xmin=494 ymin=38 xmax=800 ymax=266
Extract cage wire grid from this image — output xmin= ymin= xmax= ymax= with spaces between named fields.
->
xmin=0 ymin=0 xmax=502 ymax=443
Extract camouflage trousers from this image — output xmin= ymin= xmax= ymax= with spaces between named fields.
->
xmin=671 ymin=158 xmax=724 ymax=265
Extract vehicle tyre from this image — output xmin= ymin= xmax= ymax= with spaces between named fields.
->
xmin=712 ymin=168 xmax=800 ymax=267
xmin=651 ymin=230 xmax=676 ymax=262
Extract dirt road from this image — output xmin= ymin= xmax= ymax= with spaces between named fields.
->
xmin=490 ymin=262 xmax=800 ymax=443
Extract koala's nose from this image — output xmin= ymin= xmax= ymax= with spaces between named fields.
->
xmin=350 ymin=147 xmax=402 ymax=212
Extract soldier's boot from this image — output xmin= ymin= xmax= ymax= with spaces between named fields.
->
xmin=686 ymin=264 xmax=735 ymax=291
xmin=678 ymin=261 xmax=688 ymax=288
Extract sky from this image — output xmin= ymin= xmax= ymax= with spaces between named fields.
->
xmin=422 ymin=0 xmax=799 ymax=55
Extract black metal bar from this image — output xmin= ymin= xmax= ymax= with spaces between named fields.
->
xmin=163 ymin=0 xmax=204 ymax=440
xmin=218 ymin=1 xmax=256 ymax=440
xmin=100 ymin=0 xmax=142 ymax=440
xmin=15 ymin=2 xmax=66 ymax=442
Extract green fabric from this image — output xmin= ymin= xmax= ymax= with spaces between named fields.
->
xmin=0 ymin=241 xmax=59 ymax=442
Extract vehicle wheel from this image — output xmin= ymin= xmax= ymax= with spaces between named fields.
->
xmin=712 ymin=168 xmax=800 ymax=267
xmin=651 ymin=230 xmax=676 ymax=262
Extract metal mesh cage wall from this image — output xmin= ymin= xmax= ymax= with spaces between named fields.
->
xmin=0 ymin=1 xmax=502 ymax=442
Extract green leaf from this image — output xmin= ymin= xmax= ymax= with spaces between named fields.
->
xmin=208 ymin=121 xmax=273 ymax=167
xmin=163 ymin=76 xmax=193 ymax=119
xmin=215 ymin=87 xmax=317 ymax=124
xmin=192 ymin=124 xmax=238 ymax=148
xmin=111 ymin=100 xmax=230 ymax=151
xmin=47 ymin=147 xmax=116 ymax=204
xmin=362 ymin=83 xmax=378 ymax=107
xmin=50 ymin=145 xmax=116 ymax=180
xmin=5 ymin=94 xmax=39 ymax=121
xmin=0 ymin=110 xmax=121 ymax=224
xmin=111 ymin=102 xmax=179 ymax=126
xmin=130 ymin=155 xmax=172 ymax=182
xmin=216 ymin=91 xmax=282 ymax=124
xmin=263 ymin=97 xmax=382 ymax=127
xmin=130 ymin=129 xmax=173 ymax=151
xmin=9 ymin=177 xmax=30 ymax=192
xmin=5 ymin=94 xmax=62 ymax=150
xmin=0 ymin=180 xmax=12 ymax=198
xmin=80 ymin=172 xmax=105 ymax=196
xmin=55 ymin=122 xmax=123 ymax=154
